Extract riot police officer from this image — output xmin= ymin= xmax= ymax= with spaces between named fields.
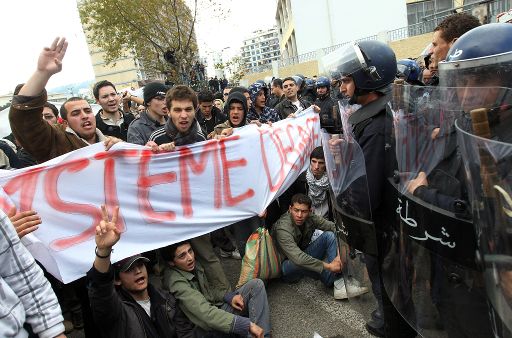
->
xmin=441 ymin=23 xmax=512 ymax=337
xmin=314 ymin=76 xmax=337 ymax=132
xmin=326 ymin=40 xmax=416 ymax=337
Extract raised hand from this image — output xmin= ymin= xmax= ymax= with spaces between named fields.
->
xmin=37 ymin=37 xmax=68 ymax=76
xmin=19 ymin=37 xmax=69 ymax=96
xmin=95 ymin=205 xmax=121 ymax=250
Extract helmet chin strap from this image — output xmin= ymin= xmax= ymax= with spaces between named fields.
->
xmin=349 ymin=88 xmax=367 ymax=105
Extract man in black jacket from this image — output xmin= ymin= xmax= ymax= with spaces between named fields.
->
xmin=274 ymin=77 xmax=311 ymax=119
xmin=146 ymin=85 xmax=231 ymax=295
xmin=195 ymin=90 xmax=227 ymax=136
xmin=88 ymin=205 xmax=195 ymax=338
xmin=93 ymin=80 xmax=135 ymax=141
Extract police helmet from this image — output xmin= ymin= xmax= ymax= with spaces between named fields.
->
xmin=397 ymin=59 xmax=421 ymax=84
xmin=439 ymin=23 xmax=512 ymax=88
xmin=305 ymin=78 xmax=315 ymax=89
xmin=291 ymin=75 xmax=304 ymax=90
xmin=316 ymin=76 xmax=330 ymax=88
xmin=328 ymin=40 xmax=397 ymax=92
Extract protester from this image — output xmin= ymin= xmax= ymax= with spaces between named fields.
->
xmin=267 ymin=78 xmax=285 ymax=108
xmin=196 ymin=90 xmax=227 ymax=136
xmin=42 ymin=102 xmax=59 ymax=125
xmin=0 ymin=209 xmax=66 ymax=338
xmin=208 ymin=91 xmax=262 ymax=257
xmin=127 ymin=82 xmax=170 ymax=145
xmin=8 ymin=37 xmax=122 ymax=337
xmin=432 ymin=12 xmax=480 ymax=62
xmin=306 ymin=147 xmax=331 ymax=219
xmin=87 ymin=205 xmax=195 ymax=337
xmin=9 ymin=38 xmax=121 ymax=164
xmin=274 ymin=77 xmax=311 ymax=119
xmin=161 ymin=241 xmax=270 ymax=338
xmin=247 ymin=82 xmax=281 ymax=124
xmin=93 ymin=80 xmax=135 ymax=141
xmin=146 ymin=85 xmax=231 ymax=293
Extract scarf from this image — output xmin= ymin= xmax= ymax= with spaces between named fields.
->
xmin=165 ymin=119 xmax=206 ymax=146
xmin=306 ymin=166 xmax=330 ymax=208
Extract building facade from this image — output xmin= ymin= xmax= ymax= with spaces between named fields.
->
xmin=241 ymin=28 xmax=281 ymax=73
xmin=275 ymin=0 xmax=408 ymax=60
xmin=406 ymin=0 xmax=511 ymax=35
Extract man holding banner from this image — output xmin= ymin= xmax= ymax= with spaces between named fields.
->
xmin=146 ymin=84 xmax=232 ymax=294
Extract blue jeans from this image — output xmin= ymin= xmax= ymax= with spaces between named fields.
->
xmin=281 ymin=231 xmax=340 ymax=287
xmin=214 ymin=279 xmax=271 ymax=337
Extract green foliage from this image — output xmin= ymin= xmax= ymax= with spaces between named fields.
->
xmin=79 ymin=0 xmax=199 ymax=84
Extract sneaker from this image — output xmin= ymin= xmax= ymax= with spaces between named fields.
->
xmin=219 ymin=248 xmax=242 ymax=260
xmin=345 ymin=279 xmax=369 ymax=297
xmin=334 ymin=278 xmax=347 ymax=300
xmin=334 ymin=278 xmax=369 ymax=300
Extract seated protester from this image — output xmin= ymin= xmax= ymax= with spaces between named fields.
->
xmin=208 ymin=91 xmax=261 ymax=257
xmin=196 ymin=90 xmax=227 ymax=136
xmin=306 ymin=146 xmax=331 ymax=220
xmin=272 ymin=194 xmax=368 ymax=299
xmin=93 ymin=80 xmax=135 ymax=141
xmin=88 ymin=205 xmax=195 ymax=338
xmin=161 ymin=241 xmax=270 ymax=338
xmin=247 ymin=82 xmax=281 ymax=124
xmin=127 ymin=82 xmax=170 ymax=145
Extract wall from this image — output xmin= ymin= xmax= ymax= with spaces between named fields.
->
xmin=389 ymin=32 xmax=432 ymax=59
xmin=241 ymin=32 xmax=434 ymax=83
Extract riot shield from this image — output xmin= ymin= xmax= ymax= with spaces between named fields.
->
xmin=382 ymin=84 xmax=495 ymax=337
xmin=455 ymin=86 xmax=512 ymax=337
xmin=322 ymin=99 xmax=376 ymax=313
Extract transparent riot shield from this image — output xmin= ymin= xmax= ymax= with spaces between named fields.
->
xmin=382 ymin=84 xmax=495 ymax=337
xmin=456 ymin=86 xmax=512 ymax=337
xmin=321 ymin=99 xmax=376 ymax=314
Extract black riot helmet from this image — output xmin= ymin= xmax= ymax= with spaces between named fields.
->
xmin=328 ymin=40 xmax=397 ymax=93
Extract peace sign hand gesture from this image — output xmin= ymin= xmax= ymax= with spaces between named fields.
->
xmin=37 ymin=37 xmax=68 ymax=76
xmin=95 ymin=205 xmax=121 ymax=251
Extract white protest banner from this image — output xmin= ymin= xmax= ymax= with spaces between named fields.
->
xmin=0 ymin=109 xmax=320 ymax=283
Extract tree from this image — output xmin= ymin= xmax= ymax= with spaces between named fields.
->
xmin=220 ymin=56 xmax=246 ymax=85
xmin=79 ymin=0 xmax=205 ymax=85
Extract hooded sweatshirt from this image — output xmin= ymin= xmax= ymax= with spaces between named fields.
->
xmin=210 ymin=92 xmax=248 ymax=138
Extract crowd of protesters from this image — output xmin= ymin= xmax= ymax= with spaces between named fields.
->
xmin=1 ymin=10 xmax=512 ymax=338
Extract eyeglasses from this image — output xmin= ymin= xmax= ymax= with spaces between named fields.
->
xmin=223 ymin=93 xmax=229 ymax=96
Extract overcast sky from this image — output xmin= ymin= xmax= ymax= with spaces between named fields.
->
xmin=0 ymin=0 xmax=278 ymax=95
xmin=0 ymin=0 xmax=409 ymax=95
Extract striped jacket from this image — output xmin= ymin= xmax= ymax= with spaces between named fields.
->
xmin=0 ymin=211 xmax=64 ymax=338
